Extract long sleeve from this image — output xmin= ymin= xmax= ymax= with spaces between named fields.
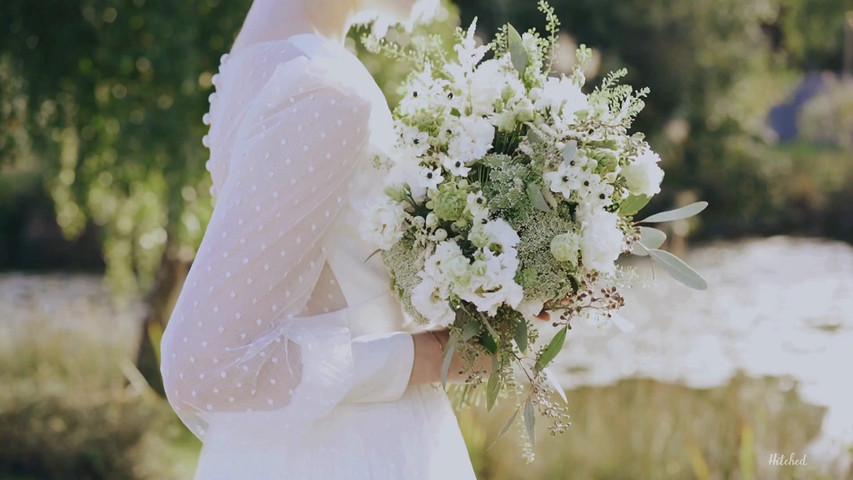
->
xmin=159 ymin=54 xmax=412 ymax=443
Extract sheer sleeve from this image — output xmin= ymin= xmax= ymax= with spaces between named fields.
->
xmin=159 ymin=55 xmax=412 ymax=443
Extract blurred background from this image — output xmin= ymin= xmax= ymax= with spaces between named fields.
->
xmin=1 ymin=0 xmax=852 ymax=478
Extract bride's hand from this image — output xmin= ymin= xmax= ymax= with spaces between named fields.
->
xmin=408 ymin=328 xmax=492 ymax=386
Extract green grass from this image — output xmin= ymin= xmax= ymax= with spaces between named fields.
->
xmin=457 ymin=375 xmax=848 ymax=480
xmin=1 ymin=274 xmax=850 ymax=479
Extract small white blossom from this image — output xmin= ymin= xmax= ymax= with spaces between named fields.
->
xmin=466 ymin=192 xmax=489 ymax=220
xmin=440 ymin=153 xmax=471 ymax=177
xmin=544 ymin=152 xmax=591 ymax=198
xmin=419 ymin=166 xmax=444 ymax=191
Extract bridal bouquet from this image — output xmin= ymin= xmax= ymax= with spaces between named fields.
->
xmin=360 ymin=1 xmax=707 ymax=448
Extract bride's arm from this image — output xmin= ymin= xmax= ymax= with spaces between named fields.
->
xmin=410 ymin=329 xmax=492 ymax=385
xmin=159 ymin=57 xmax=416 ymax=437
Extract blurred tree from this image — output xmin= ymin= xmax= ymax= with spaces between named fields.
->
xmin=454 ymin=0 xmax=851 ymax=239
xmin=2 ymin=0 xmax=249 ymax=394
xmin=0 ymin=0 xmax=460 ymax=394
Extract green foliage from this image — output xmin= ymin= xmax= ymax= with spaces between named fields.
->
xmin=1 ymin=0 xmax=253 ymax=291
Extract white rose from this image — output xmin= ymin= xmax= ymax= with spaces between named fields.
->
xmin=579 ymin=209 xmax=624 ymax=274
xmin=622 ymin=147 xmax=664 ymax=197
xmin=535 ymin=76 xmax=589 ymax=122
xmin=469 ymin=59 xmax=509 ymax=115
xmin=447 ymin=115 xmax=494 ymax=165
xmin=360 ymin=197 xmax=406 ymax=250
xmin=411 ymin=278 xmax=456 ymax=327
xmin=550 ymin=231 xmax=581 ymax=266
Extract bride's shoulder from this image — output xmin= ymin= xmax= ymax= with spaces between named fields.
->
xmin=224 ymin=35 xmax=372 ymax=99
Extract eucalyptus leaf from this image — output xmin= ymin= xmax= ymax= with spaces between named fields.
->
xmin=537 ymin=325 xmax=568 ymax=369
xmin=514 ymin=319 xmax=528 ymax=353
xmin=637 ymin=201 xmax=708 ymax=224
xmin=507 ymin=24 xmax=528 ymax=75
xmin=490 ymin=407 xmax=520 ymax=449
xmin=486 ymin=357 xmax=501 ymax=411
xmin=481 ymin=315 xmax=500 ymax=342
xmin=542 ymin=367 xmax=568 ymax=403
xmin=619 ymin=194 xmax=651 ymax=216
xmin=441 ymin=334 xmax=458 ymax=389
xmin=460 ymin=320 xmax=482 ymax=342
xmin=523 ymin=399 xmax=536 ymax=446
xmin=631 ymin=226 xmax=666 ymax=256
xmin=527 ymin=182 xmax=550 ymax=212
xmin=648 ymin=249 xmax=708 ymax=290
xmin=479 ymin=332 xmax=498 ymax=355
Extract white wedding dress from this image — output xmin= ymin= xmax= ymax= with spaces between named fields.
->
xmin=159 ymin=34 xmax=477 ymax=479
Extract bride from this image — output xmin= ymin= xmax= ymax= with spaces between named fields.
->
xmin=159 ymin=0 xmax=481 ymax=478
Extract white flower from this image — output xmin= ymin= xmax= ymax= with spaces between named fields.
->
xmin=386 ymin=155 xmax=426 ymax=202
xmin=481 ymin=219 xmax=520 ymax=256
xmin=398 ymin=62 xmax=451 ymax=117
xmin=576 ymin=173 xmax=615 ymax=211
xmin=423 ymin=240 xmax=466 ymax=283
xmin=622 ymin=147 xmax=665 ymax=197
xmin=447 ymin=116 xmax=494 ymax=165
xmin=544 ymin=151 xmax=590 ymax=199
xmin=469 ymin=58 xmax=509 ymax=115
xmin=451 ymin=19 xmax=490 ymax=76
xmin=517 ymin=297 xmax=545 ymax=319
xmin=535 ymin=76 xmax=588 ymax=124
xmin=440 ymin=153 xmax=471 ymax=177
xmin=359 ymin=197 xmax=406 ymax=250
xmin=400 ymin=124 xmax=430 ymax=158
xmin=411 ymin=278 xmax=455 ymax=327
xmin=459 ymin=252 xmax=524 ymax=315
xmin=550 ymin=231 xmax=581 ymax=266
xmin=466 ymin=192 xmax=489 ymax=220
xmin=419 ymin=166 xmax=444 ymax=191
xmin=578 ymin=209 xmax=624 ymax=274
xmin=425 ymin=212 xmax=438 ymax=229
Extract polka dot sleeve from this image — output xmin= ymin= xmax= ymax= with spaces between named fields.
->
xmin=159 ymin=56 xmax=385 ymax=441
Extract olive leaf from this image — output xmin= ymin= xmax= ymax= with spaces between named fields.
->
xmin=648 ymin=248 xmax=708 ymax=290
xmin=523 ymin=399 xmax=536 ymax=446
xmin=507 ymin=24 xmax=528 ymax=75
xmin=637 ymin=201 xmax=708 ymax=224
xmin=536 ymin=325 xmax=568 ymax=369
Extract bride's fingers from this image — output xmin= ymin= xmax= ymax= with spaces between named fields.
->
xmin=534 ymin=310 xmax=550 ymax=322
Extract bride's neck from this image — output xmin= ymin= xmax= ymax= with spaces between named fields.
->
xmin=231 ymin=0 xmax=355 ymax=54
